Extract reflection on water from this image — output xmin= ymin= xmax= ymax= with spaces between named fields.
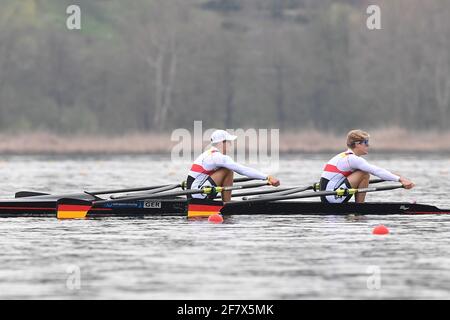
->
xmin=0 ymin=154 xmax=449 ymax=299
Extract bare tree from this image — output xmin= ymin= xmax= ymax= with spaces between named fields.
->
xmin=221 ymin=38 xmax=238 ymax=128
xmin=0 ymin=2 xmax=18 ymax=96
xmin=122 ymin=0 xmax=182 ymax=131
xmin=429 ymin=2 xmax=450 ymax=128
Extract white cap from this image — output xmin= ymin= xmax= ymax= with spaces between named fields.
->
xmin=210 ymin=130 xmax=237 ymax=144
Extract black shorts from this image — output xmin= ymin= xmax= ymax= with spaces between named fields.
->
xmin=186 ymin=175 xmax=218 ymax=199
xmin=319 ymin=177 xmax=353 ymax=203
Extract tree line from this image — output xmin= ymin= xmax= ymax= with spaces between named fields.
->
xmin=0 ymin=0 xmax=449 ymax=134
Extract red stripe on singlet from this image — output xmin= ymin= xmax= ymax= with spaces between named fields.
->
xmin=324 ymin=164 xmax=352 ymax=177
xmin=190 ymin=164 xmax=216 ymax=175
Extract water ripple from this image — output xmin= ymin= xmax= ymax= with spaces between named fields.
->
xmin=0 ymin=154 xmax=449 ymax=299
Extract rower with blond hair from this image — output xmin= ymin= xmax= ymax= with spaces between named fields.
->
xmin=320 ymin=129 xmax=415 ymax=203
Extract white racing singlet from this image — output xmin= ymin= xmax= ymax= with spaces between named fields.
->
xmin=320 ymin=150 xmax=400 ymax=203
xmin=187 ymin=147 xmax=268 ymax=199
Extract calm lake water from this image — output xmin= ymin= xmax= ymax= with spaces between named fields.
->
xmin=0 ymin=153 xmax=449 ymax=299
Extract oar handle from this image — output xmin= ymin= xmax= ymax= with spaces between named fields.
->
xmin=354 ymin=184 xmax=405 ymax=194
xmin=369 ymin=178 xmax=385 ymax=184
xmin=233 ymin=177 xmax=255 ymax=183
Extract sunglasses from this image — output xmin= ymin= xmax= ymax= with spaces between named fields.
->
xmin=356 ymin=139 xmax=370 ymax=146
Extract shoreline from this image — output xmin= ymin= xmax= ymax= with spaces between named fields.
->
xmin=1 ymin=129 xmax=450 ymax=155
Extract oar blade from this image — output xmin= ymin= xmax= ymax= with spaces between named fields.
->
xmin=187 ymin=199 xmax=224 ymax=218
xmin=57 ymin=198 xmax=92 ymax=219
xmin=15 ymin=191 xmax=51 ymax=198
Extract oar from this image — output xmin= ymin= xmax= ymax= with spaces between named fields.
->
xmin=225 ymin=184 xmax=405 ymax=206
xmin=86 ymin=182 xmax=186 ymax=196
xmin=226 ymin=186 xmax=297 ymax=199
xmin=148 ymin=178 xmax=255 ymax=196
xmin=56 ymin=181 xmax=271 ymax=219
xmin=106 ymin=177 xmax=255 ymax=199
xmin=13 ymin=185 xmax=178 ymax=199
xmin=109 ymin=183 xmax=181 ymax=199
xmin=235 ymin=185 xmax=314 ymax=200
xmin=245 ymin=185 xmax=314 ymax=199
xmin=97 ymin=181 xmax=270 ymax=203
xmin=87 ymin=177 xmax=252 ymax=196
xmin=243 ymin=178 xmax=387 ymax=200
xmin=192 ymin=183 xmax=401 ymax=218
xmin=233 ymin=177 xmax=255 ymax=183
xmin=84 ymin=183 xmax=184 ymax=201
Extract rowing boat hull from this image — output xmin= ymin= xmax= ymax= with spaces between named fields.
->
xmin=220 ymin=201 xmax=450 ymax=215
xmin=0 ymin=197 xmax=448 ymax=217
xmin=0 ymin=197 xmax=188 ymax=217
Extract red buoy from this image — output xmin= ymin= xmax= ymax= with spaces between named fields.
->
xmin=208 ymin=214 xmax=224 ymax=224
xmin=373 ymin=225 xmax=389 ymax=235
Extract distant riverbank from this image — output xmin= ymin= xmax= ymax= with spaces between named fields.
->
xmin=1 ymin=129 xmax=449 ymax=154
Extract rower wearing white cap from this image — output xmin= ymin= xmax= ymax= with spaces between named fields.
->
xmin=186 ymin=129 xmax=280 ymax=202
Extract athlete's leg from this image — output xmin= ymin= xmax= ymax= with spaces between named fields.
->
xmin=210 ymin=168 xmax=234 ymax=202
xmin=347 ymin=170 xmax=370 ymax=203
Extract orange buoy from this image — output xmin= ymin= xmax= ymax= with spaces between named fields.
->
xmin=208 ymin=214 xmax=224 ymax=224
xmin=373 ymin=225 xmax=389 ymax=235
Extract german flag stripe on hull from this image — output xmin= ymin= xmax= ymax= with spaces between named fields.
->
xmin=57 ymin=204 xmax=91 ymax=219
xmin=187 ymin=203 xmax=223 ymax=217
